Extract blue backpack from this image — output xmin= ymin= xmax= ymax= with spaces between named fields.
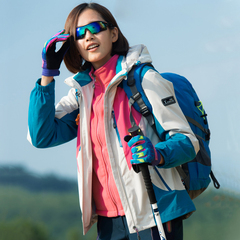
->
xmin=123 ymin=63 xmax=220 ymax=199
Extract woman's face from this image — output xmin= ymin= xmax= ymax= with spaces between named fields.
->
xmin=76 ymin=9 xmax=118 ymax=70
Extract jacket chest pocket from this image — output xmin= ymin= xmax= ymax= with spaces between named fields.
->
xmin=111 ymin=111 xmax=123 ymax=147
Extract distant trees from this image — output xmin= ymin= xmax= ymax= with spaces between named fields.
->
xmin=66 ymin=227 xmax=82 ymax=240
xmin=0 ymin=165 xmax=77 ymax=192
xmin=0 ymin=218 xmax=50 ymax=240
xmin=0 ymin=165 xmax=97 ymax=240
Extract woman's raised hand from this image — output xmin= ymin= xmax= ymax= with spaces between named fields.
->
xmin=42 ymin=30 xmax=70 ymax=77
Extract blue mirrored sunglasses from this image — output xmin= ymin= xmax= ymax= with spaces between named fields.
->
xmin=76 ymin=21 xmax=113 ymax=40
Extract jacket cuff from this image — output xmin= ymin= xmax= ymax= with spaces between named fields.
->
xmin=36 ymin=78 xmax=55 ymax=94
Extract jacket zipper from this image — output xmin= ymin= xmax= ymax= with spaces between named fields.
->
xmin=93 ymin=75 xmax=119 ymax=213
xmin=105 ymin=74 xmax=141 ymax=233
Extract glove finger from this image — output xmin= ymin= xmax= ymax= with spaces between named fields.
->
xmin=46 ymin=33 xmax=69 ymax=49
xmin=131 ymin=144 xmax=144 ymax=154
xmin=49 ymin=34 xmax=69 ymax=53
xmin=130 ymin=158 xmax=145 ymax=165
xmin=44 ymin=31 xmax=69 ymax=52
xmin=44 ymin=37 xmax=57 ymax=53
xmin=52 ymin=29 xmax=66 ymax=38
xmin=132 ymin=149 xmax=148 ymax=159
xmin=128 ymin=135 xmax=145 ymax=148
xmin=56 ymin=40 xmax=70 ymax=58
xmin=42 ymin=41 xmax=56 ymax=68
xmin=56 ymin=33 xmax=70 ymax=42
xmin=42 ymin=40 xmax=56 ymax=62
xmin=46 ymin=41 xmax=57 ymax=55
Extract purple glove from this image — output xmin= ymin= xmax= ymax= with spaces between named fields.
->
xmin=42 ymin=30 xmax=70 ymax=76
xmin=127 ymin=135 xmax=162 ymax=166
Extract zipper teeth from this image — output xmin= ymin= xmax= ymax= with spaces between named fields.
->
xmin=104 ymin=75 xmax=138 ymax=228
xmin=93 ymin=81 xmax=119 ymax=212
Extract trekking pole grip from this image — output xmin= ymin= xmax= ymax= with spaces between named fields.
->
xmin=127 ymin=126 xmax=157 ymax=205
xmin=138 ymin=163 xmax=157 ymax=204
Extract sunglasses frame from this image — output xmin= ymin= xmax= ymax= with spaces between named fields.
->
xmin=76 ymin=21 xmax=113 ymax=40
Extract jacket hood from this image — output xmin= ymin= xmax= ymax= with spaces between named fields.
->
xmin=120 ymin=44 xmax=152 ymax=72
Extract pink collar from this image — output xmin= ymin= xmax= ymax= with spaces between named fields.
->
xmin=89 ymin=55 xmax=119 ymax=88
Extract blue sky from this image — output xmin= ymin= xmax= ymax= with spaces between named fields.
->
xmin=1 ymin=0 xmax=240 ymax=193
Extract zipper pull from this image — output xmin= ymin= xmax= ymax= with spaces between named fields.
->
xmin=92 ymin=74 xmax=96 ymax=89
xmin=75 ymin=89 xmax=81 ymax=106
xmin=75 ymin=90 xmax=81 ymax=98
xmin=133 ymin=226 xmax=141 ymax=240
xmin=112 ymin=111 xmax=117 ymax=129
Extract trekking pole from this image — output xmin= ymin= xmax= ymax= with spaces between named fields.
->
xmin=126 ymin=126 xmax=167 ymax=240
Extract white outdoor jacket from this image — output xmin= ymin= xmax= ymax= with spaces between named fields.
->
xmin=28 ymin=44 xmax=199 ymax=234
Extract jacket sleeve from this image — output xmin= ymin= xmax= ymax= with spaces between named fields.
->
xmin=27 ymin=79 xmax=79 ymax=148
xmin=142 ymin=69 xmax=199 ymax=168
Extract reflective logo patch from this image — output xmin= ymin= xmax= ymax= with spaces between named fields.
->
xmin=162 ymin=96 xmax=176 ymax=106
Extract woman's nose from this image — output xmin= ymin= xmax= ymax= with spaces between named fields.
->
xmin=85 ymin=29 xmax=94 ymax=41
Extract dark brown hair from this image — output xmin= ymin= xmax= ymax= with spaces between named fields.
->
xmin=63 ymin=3 xmax=129 ymax=73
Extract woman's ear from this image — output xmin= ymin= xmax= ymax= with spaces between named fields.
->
xmin=111 ymin=27 xmax=119 ymax=43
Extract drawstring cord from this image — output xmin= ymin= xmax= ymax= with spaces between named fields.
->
xmin=133 ymin=226 xmax=141 ymax=240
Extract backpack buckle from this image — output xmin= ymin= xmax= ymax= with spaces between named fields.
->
xmin=140 ymin=105 xmax=150 ymax=117
xmin=132 ymin=92 xmax=142 ymax=101
xmin=205 ymin=129 xmax=210 ymax=141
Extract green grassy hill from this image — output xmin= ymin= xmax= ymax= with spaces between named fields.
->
xmin=0 ymin=166 xmax=97 ymax=240
xmin=184 ymin=188 xmax=240 ymax=240
xmin=0 ymin=185 xmax=97 ymax=240
xmin=0 ymin=165 xmax=239 ymax=240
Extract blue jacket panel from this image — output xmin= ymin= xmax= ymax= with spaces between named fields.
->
xmin=28 ymin=79 xmax=78 ymax=148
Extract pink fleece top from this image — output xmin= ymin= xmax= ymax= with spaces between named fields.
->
xmin=90 ymin=55 xmax=125 ymax=217
xmin=89 ymin=55 xmax=142 ymax=217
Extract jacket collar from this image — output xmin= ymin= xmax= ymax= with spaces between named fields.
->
xmin=65 ymin=44 xmax=152 ymax=88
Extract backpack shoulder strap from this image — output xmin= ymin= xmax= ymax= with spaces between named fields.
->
xmin=124 ymin=63 xmax=159 ymax=136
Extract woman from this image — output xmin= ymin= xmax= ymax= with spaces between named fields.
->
xmin=28 ymin=3 xmax=199 ymax=240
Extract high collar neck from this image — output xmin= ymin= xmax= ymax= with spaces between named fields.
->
xmin=89 ymin=55 xmax=119 ymax=88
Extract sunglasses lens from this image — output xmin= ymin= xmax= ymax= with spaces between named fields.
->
xmin=76 ymin=21 xmax=108 ymax=40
